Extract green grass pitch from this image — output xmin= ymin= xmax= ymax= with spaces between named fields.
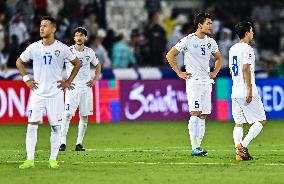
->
xmin=0 ymin=120 xmax=284 ymax=184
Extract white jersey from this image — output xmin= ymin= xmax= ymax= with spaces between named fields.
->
xmin=229 ymin=42 xmax=258 ymax=98
xmin=65 ymin=45 xmax=99 ymax=88
xmin=174 ymin=33 xmax=219 ymax=77
xmin=20 ymin=40 xmax=76 ymax=98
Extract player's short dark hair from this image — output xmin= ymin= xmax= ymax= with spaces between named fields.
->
xmin=235 ymin=21 xmax=254 ymax=39
xmin=41 ymin=16 xmax=57 ymax=27
xmin=73 ymin=27 xmax=88 ymax=37
xmin=193 ymin=13 xmax=212 ymax=28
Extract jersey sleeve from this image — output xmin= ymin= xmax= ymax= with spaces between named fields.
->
xmin=174 ymin=36 xmax=188 ymax=53
xmin=210 ymin=39 xmax=219 ymax=54
xmin=63 ymin=45 xmax=76 ymax=62
xmin=90 ymin=49 xmax=99 ymax=66
xmin=243 ymin=47 xmax=254 ymax=65
xmin=19 ymin=44 xmax=33 ymax=62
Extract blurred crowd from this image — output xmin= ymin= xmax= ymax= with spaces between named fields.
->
xmin=0 ymin=0 xmax=283 ymax=78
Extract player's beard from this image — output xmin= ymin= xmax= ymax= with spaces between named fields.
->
xmin=41 ymin=33 xmax=53 ymax=39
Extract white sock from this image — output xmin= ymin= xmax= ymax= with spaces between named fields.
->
xmin=60 ymin=114 xmax=72 ymax=145
xmin=196 ymin=118 xmax=205 ymax=148
xmin=76 ymin=116 xmax=88 ymax=145
xmin=233 ymin=126 xmax=243 ymax=147
xmin=26 ymin=124 xmax=38 ymax=160
xmin=242 ymin=122 xmax=263 ymax=147
xmin=50 ymin=125 xmax=61 ymax=161
xmin=188 ymin=116 xmax=199 ymax=150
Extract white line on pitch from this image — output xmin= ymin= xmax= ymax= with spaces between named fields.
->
xmin=4 ymin=161 xmax=284 ymax=166
xmin=2 ymin=149 xmax=284 ymax=152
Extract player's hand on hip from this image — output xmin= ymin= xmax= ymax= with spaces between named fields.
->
xmin=246 ymin=87 xmax=253 ymax=103
xmin=178 ymin=72 xmax=191 ymax=79
xmin=57 ymin=80 xmax=75 ymax=90
xmin=209 ymin=72 xmax=217 ymax=79
xmin=246 ymin=95 xmax=252 ymax=104
xmin=25 ymin=80 xmax=38 ymax=90
xmin=86 ymin=80 xmax=96 ymax=87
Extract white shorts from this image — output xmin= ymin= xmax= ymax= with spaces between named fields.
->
xmin=186 ymin=81 xmax=212 ymax=114
xmin=232 ymin=95 xmax=266 ymax=124
xmin=65 ymin=87 xmax=93 ymax=117
xmin=27 ymin=92 xmax=64 ymax=126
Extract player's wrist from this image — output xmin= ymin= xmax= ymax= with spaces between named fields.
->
xmin=23 ymin=75 xmax=30 ymax=83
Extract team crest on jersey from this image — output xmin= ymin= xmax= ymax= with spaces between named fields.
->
xmin=55 ymin=50 xmax=60 ymax=57
xmin=207 ymin=43 xmax=211 ymax=49
xmin=86 ymin=56 xmax=90 ymax=61
xmin=193 ymin=44 xmax=198 ymax=48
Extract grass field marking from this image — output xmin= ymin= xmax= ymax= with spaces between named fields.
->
xmin=2 ymin=148 xmax=284 ymax=153
xmin=5 ymin=160 xmax=284 ymax=166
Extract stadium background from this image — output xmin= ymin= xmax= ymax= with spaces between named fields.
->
xmin=0 ymin=0 xmax=283 ymax=123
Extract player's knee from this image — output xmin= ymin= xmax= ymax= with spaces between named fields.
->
xmin=199 ymin=114 xmax=207 ymax=120
xmin=65 ymin=113 xmax=72 ymax=121
xmin=190 ymin=111 xmax=201 ymax=116
xmin=28 ymin=122 xmax=40 ymax=125
xmin=80 ymin=116 xmax=88 ymax=124
xmin=260 ymin=120 xmax=267 ymax=126
xmin=51 ymin=125 xmax=61 ymax=133
xmin=235 ymin=123 xmax=243 ymax=127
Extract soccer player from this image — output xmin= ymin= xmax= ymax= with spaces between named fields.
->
xmin=166 ymin=13 xmax=222 ymax=156
xmin=59 ymin=27 xmax=101 ymax=151
xmin=229 ymin=21 xmax=267 ymax=161
xmin=16 ymin=16 xmax=81 ymax=169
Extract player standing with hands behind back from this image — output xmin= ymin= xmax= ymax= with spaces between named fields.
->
xmin=166 ymin=13 xmax=222 ymax=156
xmin=16 ymin=16 xmax=81 ymax=169
xmin=229 ymin=21 xmax=267 ymax=161
xmin=59 ymin=27 xmax=101 ymax=151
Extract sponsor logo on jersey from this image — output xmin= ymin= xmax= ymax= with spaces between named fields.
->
xmin=193 ymin=44 xmax=198 ymax=48
xmin=86 ymin=56 xmax=90 ymax=61
xmin=55 ymin=50 xmax=60 ymax=57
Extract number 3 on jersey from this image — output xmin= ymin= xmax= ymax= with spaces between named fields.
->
xmin=232 ymin=56 xmax=238 ymax=76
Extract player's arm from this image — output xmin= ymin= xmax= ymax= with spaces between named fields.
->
xmin=16 ymin=57 xmax=38 ymax=90
xmin=57 ymin=57 xmax=81 ymax=90
xmin=166 ymin=47 xmax=191 ymax=79
xmin=87 ymin=63 xmax=101 ymax=87
xmin=209 ymin=51 xmax=223 ymax=79
xmin=243 ymin=63 xmax=252 ymax=103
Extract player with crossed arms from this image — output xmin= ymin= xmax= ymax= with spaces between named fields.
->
xmin=16 ymin=16 xmax=81 ymax=169
xmin=59 ymin=27 xmax=101 ymax=151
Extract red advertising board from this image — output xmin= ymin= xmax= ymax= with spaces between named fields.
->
xmin=0 ymin=81 xmax=30 ymax=124
xmin=0 ymin=80 xmax=120 ymax=124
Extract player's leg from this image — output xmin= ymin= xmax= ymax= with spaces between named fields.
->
xmin=19 ymin=95 xmax=44 ymax=169
xmin=241 ymin=95 xmax=267 ymax=146
xmin=46 ymin=92 xmax=64 ymax=168
xmin=232 ymin=98 xmax=245 ymax=148
xmin=75 ymin=115 xmax=88 ymax=151
xmin=195 ymin=83 xmax=213 ymax=156
xmin=241 ymin=95 xmax=267 ymax=149
xmin=60 ymin=89 xmax=79 ymax=151
xmin=196 ymin=114 xmax=208 ymax=156
xmin=231 ymin=98 xmax=251 ymax=160
xmin=75 ymin=89 xmax=93 ymax=151
xmin=186 ymin=82 xmax=203 ymax=156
